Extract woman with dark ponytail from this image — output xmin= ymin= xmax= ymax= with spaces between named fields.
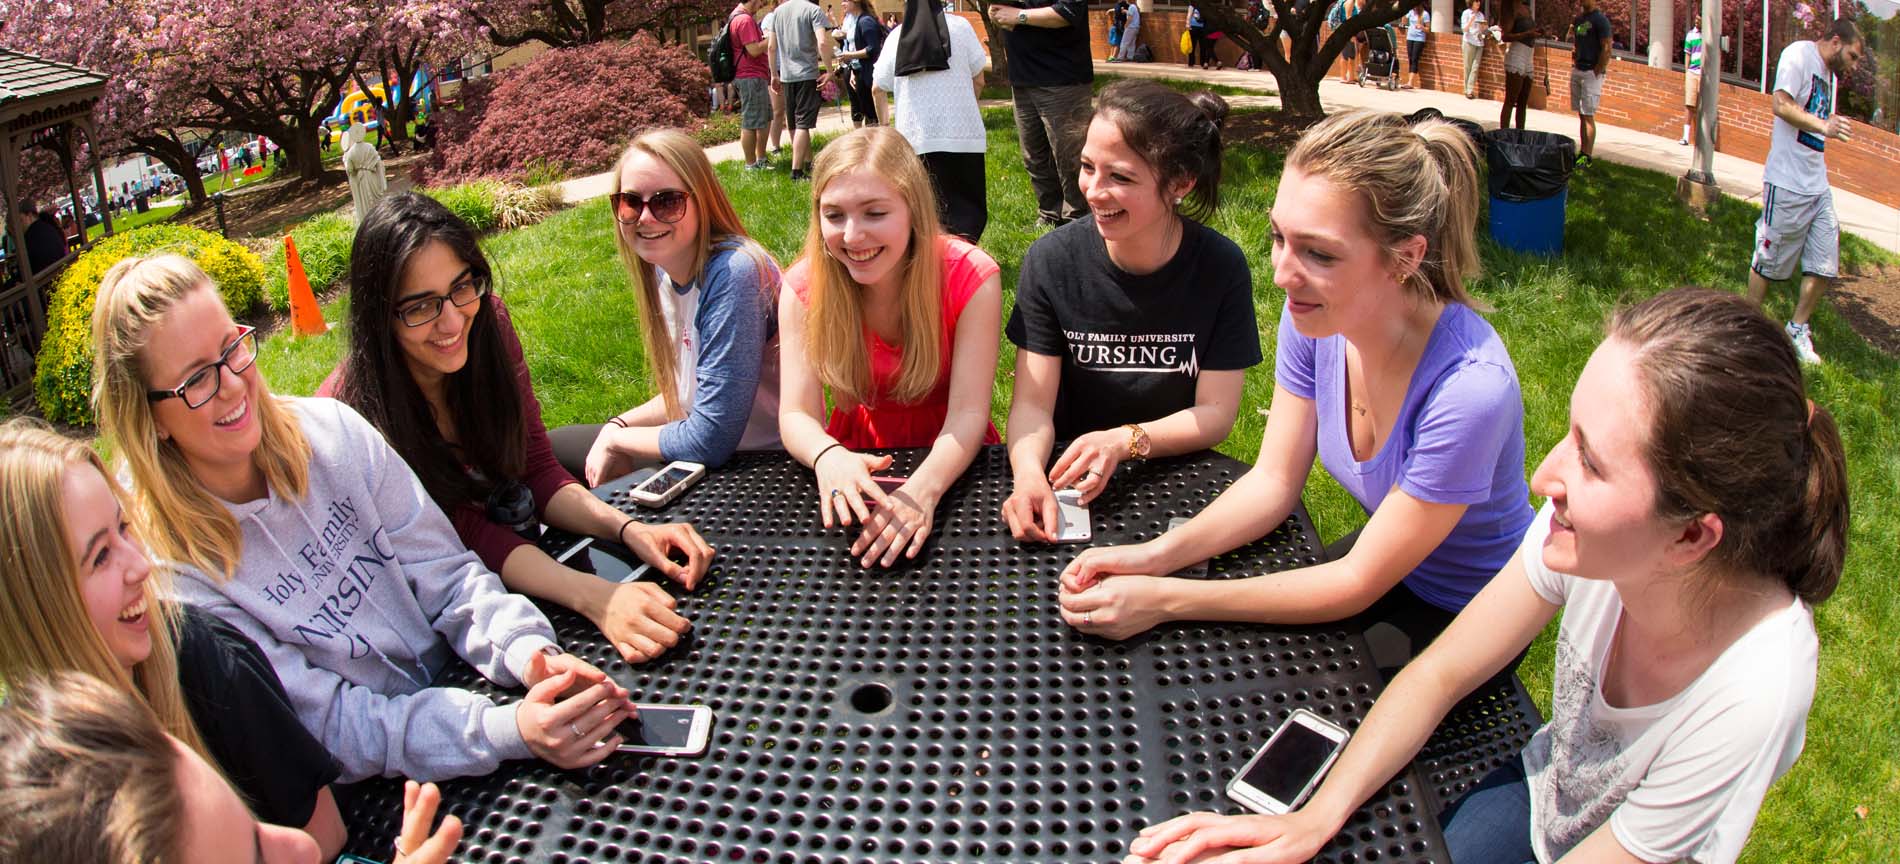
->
xmin=1129 ymin=287 xmax=1846 ymax=864
xmin=1003 ymin=80 xmax=1261 ymax=541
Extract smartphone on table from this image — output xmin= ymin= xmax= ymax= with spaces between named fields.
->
xmin=1226 ymin=708 xmax=1352 ymax=815
xmin=1166 ymin=516 xmax=1210 ymax=579
xmin=1054 ymin=488 xmax=1092 ymax=543
xmin=628 ymin=461 xmax=705 ymax=508
xmin=615 ymin=703 xmax=714 ymax=756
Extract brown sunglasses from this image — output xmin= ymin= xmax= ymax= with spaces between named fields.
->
xmin=611 ymin=189 xmax=691 ymax=225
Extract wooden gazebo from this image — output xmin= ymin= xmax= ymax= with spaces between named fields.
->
xmin=1 ymin=49 xmax=113 ymax=404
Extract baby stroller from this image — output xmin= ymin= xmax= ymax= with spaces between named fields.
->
xmin=1359 ymin=25 xmax=1400 ymax=90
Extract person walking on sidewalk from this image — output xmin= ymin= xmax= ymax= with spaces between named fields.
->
xmin=1499 ymin=0 xmax=1541 ymax=130
xmin=1115 ymin=0 xmax=1142 ymax=61
xmin=1681 ymin=13 xmax=1704 ymax=146
xmin=767 ymin=0 xmax=839 ymax=180
xmin=1402 ymin=4 xmax=1429 ymax=89
xmin=732 ymin=0 xmax=774 ymax=168
xmin=1568 ymin=0 xmax=1612 ymax=167
xmin=1745 ymin=20 xmax=1865 ymax=365
xmin=1458 ymin=0 xmax=1487 ymax=98
xmin=987 ymin=0 xmax=1093 ymax=227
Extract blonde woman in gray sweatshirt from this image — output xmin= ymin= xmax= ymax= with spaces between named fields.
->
xmin=94 ymin=253 xmax=637 ymax=783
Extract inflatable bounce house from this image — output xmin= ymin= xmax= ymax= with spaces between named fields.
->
xmin=325 ymin=71 xmax=436 ymax=144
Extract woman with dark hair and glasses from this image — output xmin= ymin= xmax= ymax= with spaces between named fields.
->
xmin=553 ymin=128 xmax=785 ymax=486
xmin=319 ymin=192 xmax=715 ymax=666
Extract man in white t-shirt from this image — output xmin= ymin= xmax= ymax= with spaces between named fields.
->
xmin=1744 ymin=20 xmax=1865 ymax=365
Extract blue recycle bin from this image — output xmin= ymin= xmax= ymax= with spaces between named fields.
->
xmin=1486 ymin=129 xmax=1576 ymax=256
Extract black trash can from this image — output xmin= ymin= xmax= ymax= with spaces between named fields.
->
xmin=1486 ymin=129 xmax=1576 ymax=255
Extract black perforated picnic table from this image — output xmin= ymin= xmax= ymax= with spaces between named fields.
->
xmin=337 ymin=446 xmax=1539 ymax=864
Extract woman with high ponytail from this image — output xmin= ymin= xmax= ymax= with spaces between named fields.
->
xmin=1130 ymin=287 xmax=1844 ymax=864
xmin=1060 ymin=109 xmax=1532 ymax=663
xmin=1003 ymin=80 xmax=1262 ymax=543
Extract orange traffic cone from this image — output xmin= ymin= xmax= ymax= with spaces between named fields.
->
xmin=284 ymin=235 xmax=327 ymax=336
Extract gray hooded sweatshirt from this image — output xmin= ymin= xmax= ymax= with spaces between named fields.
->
xmin=170 ymin=397 xmax=559 ymax=783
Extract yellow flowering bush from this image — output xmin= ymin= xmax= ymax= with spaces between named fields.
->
xmin=34 ymin=225 xmax=265 ymax=426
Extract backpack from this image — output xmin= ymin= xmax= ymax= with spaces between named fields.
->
xmin=1133 ymin=43 xmax=1154 ymax=62
xmin=708 ymin=16 xmax=739 ymax=84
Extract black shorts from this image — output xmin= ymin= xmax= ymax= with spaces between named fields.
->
xmin=784 ymin=79 xmax=822 ymax=130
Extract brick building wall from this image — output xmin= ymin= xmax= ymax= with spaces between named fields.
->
xmin=1050 ymin=17 xmax=1898 ymax=209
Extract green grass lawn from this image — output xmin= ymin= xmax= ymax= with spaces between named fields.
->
xmin=257 ymin=110 xmax=1900 ymax=861
xmin=84 ymin=202 xmax=182 ymax=241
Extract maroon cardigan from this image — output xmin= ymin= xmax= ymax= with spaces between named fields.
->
xmin=317 ymin=298 xmax=580 ymax=572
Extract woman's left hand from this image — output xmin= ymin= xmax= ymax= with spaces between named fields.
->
xmin=620 ymin=521 xmax=715 ymax=589
xmin=1057 ymin=571 xmax=1173 ymax=640
xmin=521 ymin=647 xmax=618 ymax=695
xmin=851 ymin=485 xmax=936 ymax=568
xmin=1123 ymin=811 xmax=1335 ymax=864
xmin=1047 ymin=428 xmax=1128 ymax=505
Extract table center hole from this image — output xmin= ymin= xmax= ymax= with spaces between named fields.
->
xmin=850 ymin=683 xmax=894 ymax=714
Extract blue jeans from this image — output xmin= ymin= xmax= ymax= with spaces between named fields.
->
xmin=1438 ymin=756 xmax=1537 ymax=864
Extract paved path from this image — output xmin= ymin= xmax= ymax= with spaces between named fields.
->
xmin=1097 ymin=61 xmax=1900 ymax=256
xmin=560 ymin=65 xmax=1899 ymax=256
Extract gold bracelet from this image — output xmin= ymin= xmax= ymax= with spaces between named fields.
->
xmin=1124 ymin=423 xmax=1150 ymax=460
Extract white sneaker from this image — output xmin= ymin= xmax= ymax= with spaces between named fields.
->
xmin=1787 ymin=321 xmax=1822 ymax=365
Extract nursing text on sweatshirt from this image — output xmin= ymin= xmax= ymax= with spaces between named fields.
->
xmin=168 ymin=397 xmax=561 ymax=783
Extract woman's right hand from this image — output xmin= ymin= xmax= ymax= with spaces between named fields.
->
xmin=515 ymin=669 xmax=635 ymax=769
xmin=392 ymin=780 xmax=463 ymax=864
xmin=584 ymin=425 xmax=634 ymax=488
xmin=1123 ymin=811 xmax=1334 ymax=864
xmin=590 ymin=580 xmax=692 ymax=664
xmin=814 ymin=447 xmax=893 ymax=528
xmin=1001 ymin=472 xmax=1060 ymax=543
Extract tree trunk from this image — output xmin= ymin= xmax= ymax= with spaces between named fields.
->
xmin=281 ymin=121 xmax=327 ymax=181
xmin=128 ymin=132 xmax=209 ymax=208
xmin=971 ymin=0 xmax=1011 ymax=85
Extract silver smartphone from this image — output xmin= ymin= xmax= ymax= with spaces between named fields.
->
xmin=1054 ymin=488 xmax=1091 ymax=543
xmin=614 ymin=703 xmax=713 ymax=756
xmin=628 ymin=461 xmax=706 ymax=508
xmin=1166 ymin=516 xmax=1209 ymax=579
xmin=1226 ymin=708 xmax=1351 ymax=815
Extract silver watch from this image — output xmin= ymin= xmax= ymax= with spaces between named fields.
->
xmin=1016 ymin=10 xmax=1028 ymax=25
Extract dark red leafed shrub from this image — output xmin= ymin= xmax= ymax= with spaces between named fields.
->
xmin=422 ymin=35 xmax=711 ymax=184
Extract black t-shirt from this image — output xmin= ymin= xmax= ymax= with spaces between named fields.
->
xmin=1006 ymin=215 xmax=1263 ymax=440
xmin=23 ymin=217 xmax=66 ymax=274
xmin=1571 ymin=9 xmax=1612 ymax=69
xmin=175 ymin=605 xmax=340 ymax=827
xmin=1003 ymin=0 xmax=1093 ymax=87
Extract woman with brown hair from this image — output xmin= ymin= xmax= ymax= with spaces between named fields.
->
xmin=1127 ymin=288 xmax=1847 ymax=864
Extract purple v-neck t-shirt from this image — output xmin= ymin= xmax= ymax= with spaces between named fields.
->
xmin=1276 ymin=303 xmax=1534 ymax=612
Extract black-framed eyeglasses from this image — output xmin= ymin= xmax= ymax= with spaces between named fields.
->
xmin=396 ymin=273 xmax=490 ymax=328
xmin=146 ymin=326 xmax=258 ymax=409
xmin=611 ymin=189 xmax=691 ymax=225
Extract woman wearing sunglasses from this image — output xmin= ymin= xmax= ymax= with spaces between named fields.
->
xmin=320 ymin=192 xmax=713 ymax=666
xmin=779 ymin=126 xmax=1001 ymax=569
xmin=551 ymin=129 xmax=784 ymax=487
xmin=95 ymin=253 xmax=640 ymax=783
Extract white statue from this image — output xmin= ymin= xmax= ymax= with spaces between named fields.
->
xmin=341 ymin=123 xmax=388 ymax=224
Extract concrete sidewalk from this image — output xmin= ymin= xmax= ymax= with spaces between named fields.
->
xmin=1095 ymin=60 xmax=1900 ymax=256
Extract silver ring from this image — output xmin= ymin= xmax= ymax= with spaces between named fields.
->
xmin=569 ymin=722 xmax=584 ymax=740
xmin=828 ymin=488 xmax=844 ymax=499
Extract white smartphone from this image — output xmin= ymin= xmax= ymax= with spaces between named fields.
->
xmin=614 ymin=703 xmax=713 ymax=756
xmin=1166 ymin=517 xmax=1209 ymax=579
xmin=1054 ymin=488 xmax=1092 ymax=543
xmin=1226 ymin=708 xmax=1352 ymax=815
xmin=627 ymin=461 xmax=706 ymax=508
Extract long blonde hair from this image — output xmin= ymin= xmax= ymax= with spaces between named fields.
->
xmin=611 ymin=128 xmax=771 ymax=419
xmin=1285 ymin=109 xmax=1485 ymax=308
xmin=91 ymin=254 xmax=311 ymax=580
xmin=799 ymin=126 xmax=945 ymax=405
xmin=0 ymin=419 xmax=214 ymax=764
